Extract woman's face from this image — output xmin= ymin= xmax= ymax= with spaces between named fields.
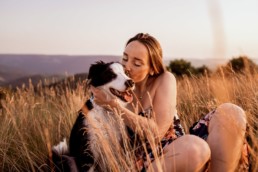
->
xmin=122 ymin=40 xmax=151 ymax=83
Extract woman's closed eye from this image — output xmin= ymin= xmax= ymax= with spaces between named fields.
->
xmin=134 ymin=62 xmax=142 ymax=67
xmin=122 ymin=54 xmax=128 ymax=62
xmin=122 ymin=57 xmax=128 ymax=62
xmin=134 ymin=59 xmax=144 ymax=67
xmin=122 ymin=54 xmax=143 ymax=67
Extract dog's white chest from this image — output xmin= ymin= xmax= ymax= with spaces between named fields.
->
xmin=84 ymin=106 xmax=124 ymax=157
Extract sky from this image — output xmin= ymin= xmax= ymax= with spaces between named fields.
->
xmin=0 ymin=0 xmax=257 ymax=60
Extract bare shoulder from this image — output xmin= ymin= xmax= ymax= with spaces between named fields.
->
xmin=155 ymin=71 xmax=176 ymax=85
xmin=151 ymin=71 xmax=176 ymax=92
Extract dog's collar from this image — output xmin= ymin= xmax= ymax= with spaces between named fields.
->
xmin=85 ymin=97 xmax=94 ymax=110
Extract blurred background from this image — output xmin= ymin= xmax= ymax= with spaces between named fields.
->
xmin=0 ymin=0 xmax=258 ymax=86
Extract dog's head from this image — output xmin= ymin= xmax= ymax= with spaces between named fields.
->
xmin=88 ymin=61 xmax=135 ymax=105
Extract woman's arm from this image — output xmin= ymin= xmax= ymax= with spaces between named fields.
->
xmin=111 ymin=100 xmax=159 ymax=139
xmin=91 ymin=72 xmax=177 ymax=141
xmin=91 ymin=86 xmax=159 ymax=142
xmin=151 ymin=72 xmax=177 ymax=137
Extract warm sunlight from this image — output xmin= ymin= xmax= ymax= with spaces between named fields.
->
xmin=0 ymin=0 xmax=257 ymax=60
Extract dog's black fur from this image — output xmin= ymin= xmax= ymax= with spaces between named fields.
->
xmin=52 ymin=61 xmax=134 ymax=172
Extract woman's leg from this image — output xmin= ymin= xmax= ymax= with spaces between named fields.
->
xmin=148 ymin=135 xmax=211 ymax=172
xmin=207 ymin=103 xmax=247 ymax=171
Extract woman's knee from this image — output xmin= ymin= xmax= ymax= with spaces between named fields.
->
xmin=163 ymin=135 xmax=210 ymax=171
xmin=212 ymin=103 xmax=247 ymax=131
xmin=186 ymin=135 xmax=210 ymax=162
xmin=179 ymin=135 xmax=211 ymax=169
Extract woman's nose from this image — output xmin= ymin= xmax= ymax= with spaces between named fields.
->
xmin=124 ymin=69 xmax=130 ymax=76
xmin=123 ymin=63 xmax=131 ymax=75
xmin=124 ymin=62 xmax=130 ymax=71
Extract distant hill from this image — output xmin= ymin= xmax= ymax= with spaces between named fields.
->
xmin=0 ymin=54 xmax=120 ymax=75
xmin=1 ymin=54 xmax=257 ymax=88
xmin=47 ymin=73 xmax=88 ymax=92
xmin=0 ymin=54 xmax=120 ymax=86
xmin=0 ymin=64 xmax=30 ymax=85
xmin=2 ymin=74 xmax=66 ymax=89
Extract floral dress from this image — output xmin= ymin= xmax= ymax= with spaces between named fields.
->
xmin=127 ymin=107 xmax=185 ymax=171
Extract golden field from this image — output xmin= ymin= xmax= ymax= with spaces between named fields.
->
xmin=0 ymin=70 xmax=257 ymax=171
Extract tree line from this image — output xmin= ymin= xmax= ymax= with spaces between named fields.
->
xmin=167 ymin=56 xmax=258 ymax=77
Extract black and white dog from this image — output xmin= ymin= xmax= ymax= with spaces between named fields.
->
xmin=52 ymin=61 xmax=135 ymax=172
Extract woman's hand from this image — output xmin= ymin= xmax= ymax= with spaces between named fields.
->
xmin=90 ymin=86 xmax=118 ymax=108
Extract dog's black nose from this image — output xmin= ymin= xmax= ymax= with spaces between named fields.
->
xmin=125 ymin=79 xmax=135 ymax=88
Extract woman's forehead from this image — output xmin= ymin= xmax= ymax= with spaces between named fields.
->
xmin=124 ymin=41 xmax=149 ymax=62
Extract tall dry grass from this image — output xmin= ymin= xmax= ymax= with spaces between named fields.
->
xmin=0 ymin=79 xmax=86 ymax=171
xmin=177 ymin=70 xmax=258 ymax=171
xmin=0 ymin=71 xmax=257 ymax=171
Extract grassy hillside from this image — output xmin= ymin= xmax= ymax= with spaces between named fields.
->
xmin=0 ymin=71 xmax=257 ymax=171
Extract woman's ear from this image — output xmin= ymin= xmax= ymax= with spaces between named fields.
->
xmin=149 ymin=69 xmax=154 ymax=76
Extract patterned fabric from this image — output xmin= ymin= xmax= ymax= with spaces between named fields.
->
xmin=189 ymin=109 xmax=250 ymax=171
xmin=135 ymin=108 xmax=250 ymax=171
xmin=189 ymin=109 xmax=215 ymax=140
xmin=131 ymin=108 xmax=185 ymax=171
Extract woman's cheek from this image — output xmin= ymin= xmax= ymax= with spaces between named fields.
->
xmin=129 ymin=73 xmax=138 ymax=82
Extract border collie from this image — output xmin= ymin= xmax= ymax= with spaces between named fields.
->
xmin=52 ymin=61 xmax=135 ymax=172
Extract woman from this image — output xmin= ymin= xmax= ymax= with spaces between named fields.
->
xmin=91 ymin=33 xmax=248 ymax=171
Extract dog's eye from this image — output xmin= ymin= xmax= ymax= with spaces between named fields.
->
xmin=111 ymin=73 xmax=116 ymax=78
xmin=108 ymin=71 xmax=116 ymax=78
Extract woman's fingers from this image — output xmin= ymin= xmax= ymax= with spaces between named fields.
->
xmin=90 ymin=86 xmax=98 ymax=94
xmin=90 ymin=86 xmax=102 ymax=99
xmin=89 ymin=86 xmax=116 ymax=108
xmin=90 ymin=86 xmax=107 ymax=105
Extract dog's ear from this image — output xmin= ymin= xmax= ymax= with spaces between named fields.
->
xmin=88 ymin=61 xmax=105 ymax=79
xmin=88 ymin=61 xmax=108 ymax=86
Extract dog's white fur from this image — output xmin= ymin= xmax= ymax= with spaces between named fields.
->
xmin=52 ymin=138 xmax=68 ymax=155
xmin=53 ymin=62 xmax=134 ymax=171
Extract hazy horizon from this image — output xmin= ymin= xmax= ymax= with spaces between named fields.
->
xmin=0 ymin=0 xmax=258 ymax=60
